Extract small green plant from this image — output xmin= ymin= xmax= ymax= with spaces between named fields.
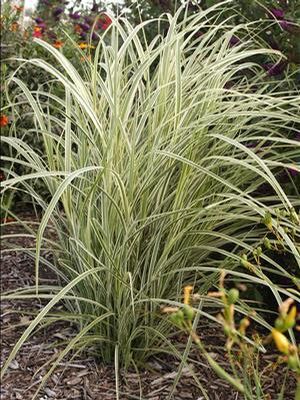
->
xmin=164 ymin=276 xmax=300 ymax=399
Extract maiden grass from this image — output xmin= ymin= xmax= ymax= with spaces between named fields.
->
xmin=1 ymin=4 xmax=299 ymax=384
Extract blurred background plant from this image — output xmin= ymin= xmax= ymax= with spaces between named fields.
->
xmin=0 ymin=0 xmax=113 ymax=208
xmin=127 ymin=0 xmax=300 ymax=70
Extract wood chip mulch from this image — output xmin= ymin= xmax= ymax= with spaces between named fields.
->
xmin=0 ymin=215 xmax=297 ymax=400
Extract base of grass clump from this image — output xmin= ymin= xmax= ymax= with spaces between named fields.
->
xmin=1 ymin=226 xmax=297 ymax=399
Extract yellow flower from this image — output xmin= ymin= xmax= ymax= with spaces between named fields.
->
xmin=279 ymin=298 xmax=294 ymax=316
xmin=183 ymin=285 xmax=193 ymax=305
xmin=287 ymin=305 xmax=297 ymax=320
xmin=78 ymin=42 xmax=95 ymax=49
xmin=272 ymin=329 xmax=290 ymax=355
xmin=284 ymin=306 xmax=297 ymax=330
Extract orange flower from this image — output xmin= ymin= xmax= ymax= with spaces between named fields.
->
xmin=0 ymin=115 xmax=9 ymax=127
xmin=53 ymin=40 xmax=64 ymax=49
xmin=10 ymin=22 xmax=19 ymax=32
xmin=74 ymin=24 xmax=82 ymax=34
xmin=14 ymin=5 xmax=23 ymax=12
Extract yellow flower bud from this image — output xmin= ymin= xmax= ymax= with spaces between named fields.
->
xmin=287 ymin=305 xmax=297 ymax=320
xmin=239 ymin=318 xmax=250 ymax=335
xmin=183 ymin=285 xmax=193 ymax=305
xmin=272 ymin=329 xmax=290 ymax=355
xmin=284 ymin=306 xmax=297 ymax=330
xmin=279 ymin=298 xmax=294 ymax=316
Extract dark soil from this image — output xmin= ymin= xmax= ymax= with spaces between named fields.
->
xmin=0 ymin=215 xmax=297 ymax=400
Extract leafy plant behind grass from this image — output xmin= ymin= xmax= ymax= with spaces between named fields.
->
xmin=1 ymin=3 xmax=299 ymax=388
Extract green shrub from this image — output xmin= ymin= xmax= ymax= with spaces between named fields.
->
xmin=1 ymin=5 xmax=299 ymax=396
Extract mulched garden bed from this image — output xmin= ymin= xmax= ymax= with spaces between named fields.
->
xmin=0 ymin=214 xmax=297 ymax=399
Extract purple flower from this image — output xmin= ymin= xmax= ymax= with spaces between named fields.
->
xmin=229 ymin=35 xmax=240 ymax=47
xmin=263 ymin=61 xmax=286 ymax=76
xmin=270 ymin=8 xmax=285 ymax=19
xmin=269 ymin=8 xmax=292 ymax=31
xmin=70 ymin=12 xmax=81 ymax=20
xmin=53 ymin=7 xmax=64 ymax=17
xmin=35 ymin=17 xmax=44 ymax=24
xmin=84 ymin=16 xmax=93 ymax=25
xmin=79 ymin=23 xmax=90 ymax=32
xmin=37 ymin=22 xmax=47 ymax=30
xmin=288 ymin=167 xmax=299 ymax=177
xmin=79 ymin=32 xmax=87 ymax=39
xmin=294 ymin=132 xmax=300 ymax=141
xmin=91 ymin=31 xmax=98 ymax=41
xmin=279 ymin=19 xmax=292 ymax=31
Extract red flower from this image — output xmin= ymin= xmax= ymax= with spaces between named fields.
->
xmin=0 ymin=115 xmax=9 ymax=127
xmin=33 ymin=26 xmax=43 ymax=38
xmin=100 ymin=23 xmax=109 ymax=30
xmin=98 ymin=14 xmax=112 ymax=30
xmin=33 ymin=31 xmax=43 ymax=38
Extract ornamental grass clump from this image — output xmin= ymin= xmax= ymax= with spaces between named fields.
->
xmin=1 ymin=2 xmax=300 ymax=392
